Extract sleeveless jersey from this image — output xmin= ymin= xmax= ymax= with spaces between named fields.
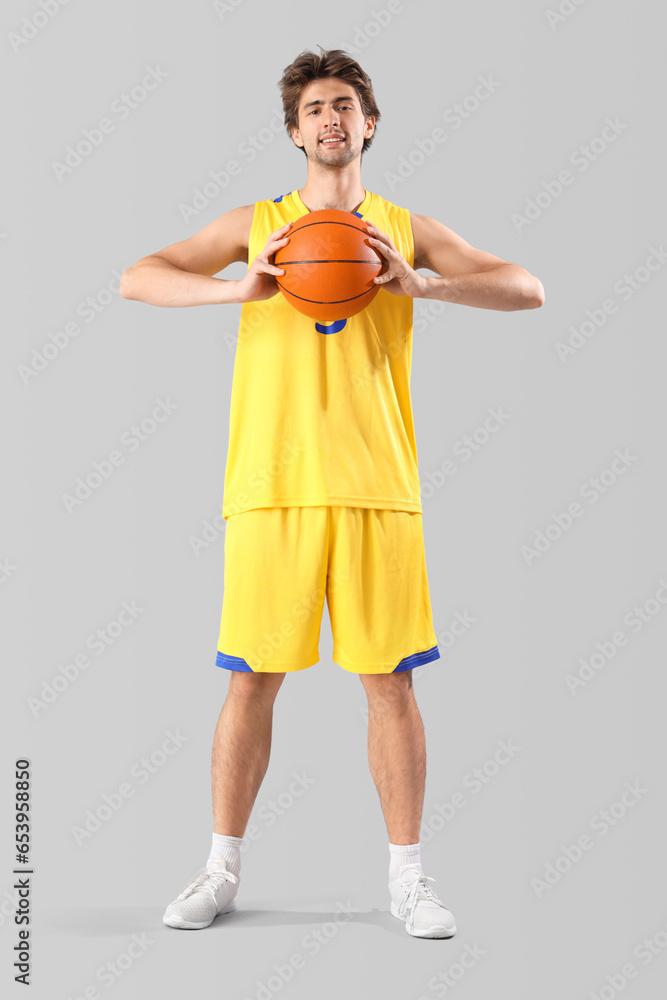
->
xmin=222 ymin=188 xmax=422 ymax=520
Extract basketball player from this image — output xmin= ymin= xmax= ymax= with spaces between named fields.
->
xmin=120 ymin=47 xmax=544 ymax=939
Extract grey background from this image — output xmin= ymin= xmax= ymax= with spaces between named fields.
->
xmin=3 ymin=0 xmax=666 ymax=997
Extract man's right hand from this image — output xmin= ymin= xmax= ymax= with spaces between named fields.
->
xmin=235 ymin=222 xmax=292 ymax=303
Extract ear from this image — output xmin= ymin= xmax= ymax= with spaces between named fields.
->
xmin=291 ymin=126 xmax=304 ymax=148
xmin=364 ymin=115 xmax=375 ymax=139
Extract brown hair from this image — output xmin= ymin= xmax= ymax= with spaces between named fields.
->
xmin=278 ymin=46 xmax=381 ymax=157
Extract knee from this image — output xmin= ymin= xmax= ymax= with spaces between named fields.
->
xmin=229 ymin=670 xmax=286 ymax=702
xmin=360 ymin=670 xmax=413 ymax=709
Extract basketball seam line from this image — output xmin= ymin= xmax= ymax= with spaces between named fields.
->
xmin=288 ymin=220 xmax=369 ymax=233
xmin=274 ymin=281 xmax=377 ymax=305
xmin=277 ymin=259 xmax=380 ymax=265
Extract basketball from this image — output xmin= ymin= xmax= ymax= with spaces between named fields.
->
xmin=273 ymin=209 xmax=386 ymax=321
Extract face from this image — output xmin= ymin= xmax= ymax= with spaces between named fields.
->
xmin=291 ymin=76 xmax=375 ymax=167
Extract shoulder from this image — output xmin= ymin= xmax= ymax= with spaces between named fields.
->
xmin=409 ymin=213 xmax=469 ymax=271
xmin=409 ymin=213 xmax=437 ymax=270
xmin=236 ymin=202 xmax=260 ymax=223
xmin=408 ymin=212 xmax=512 ymax=277
xmin=220 ymin=203 xmax=256 ymax=256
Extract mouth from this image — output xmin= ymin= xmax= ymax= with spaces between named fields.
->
xmin=320 ymin=135 xmax=346 ymax=146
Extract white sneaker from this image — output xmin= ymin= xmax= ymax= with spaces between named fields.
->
xmin=389 ymin=863 xmax=457 ymax=938
xmin=163 ymin=861 xmax=240 ymax=929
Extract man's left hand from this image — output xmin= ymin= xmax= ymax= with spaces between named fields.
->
xmin=365 ymin=222 xmax=427 ymax=298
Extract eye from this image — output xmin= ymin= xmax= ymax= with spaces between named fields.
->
xmin=309 ymin=105 xmax=352 ymax=115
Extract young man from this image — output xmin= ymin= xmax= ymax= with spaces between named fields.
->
xmin=121 ymin=47 xmax=544 ymax=939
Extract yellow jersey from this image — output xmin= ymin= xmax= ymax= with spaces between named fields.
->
xmin=222 ymin=188 xmax=422 ymax=520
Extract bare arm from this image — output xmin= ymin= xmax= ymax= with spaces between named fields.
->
xmin=411 ymin=213 xmax=545 ymax=311
xmin=119 ymin=205 xmax=254 ymax=307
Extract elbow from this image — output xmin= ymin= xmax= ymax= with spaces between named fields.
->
xmin=119 ymin=268 xmax=135 ymax=300
xmin=522 ymin=277 xmax=545 ymax=310
xmin=502 ymin=266 xmax=545 ymax=310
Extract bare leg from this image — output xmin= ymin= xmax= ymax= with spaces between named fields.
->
xmin=359 ymin=670 xmax=426 ymax=843
xmin=211 ymin=671 xmax=286 ymax=837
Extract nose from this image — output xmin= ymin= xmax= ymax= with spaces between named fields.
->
xmin=322 ymin=105 xmax=341 ymax=129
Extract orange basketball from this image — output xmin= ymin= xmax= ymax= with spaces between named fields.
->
xmin=273 ymin=209 xmax=385 ymax=321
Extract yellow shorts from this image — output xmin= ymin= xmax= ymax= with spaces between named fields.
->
xmin=215 ymin=506 xmax=440 ymax=675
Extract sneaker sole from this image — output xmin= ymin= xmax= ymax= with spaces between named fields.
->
xmin=390 ymin=901 xmax=456 ymax=938
xmin=163 ymin=897 xmax=239 ymax=930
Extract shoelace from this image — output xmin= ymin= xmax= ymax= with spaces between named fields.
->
xmin=397 ymin=875 xmax=445 ymax=934
xmin=177 ymin=867 xmax=238 ymax=901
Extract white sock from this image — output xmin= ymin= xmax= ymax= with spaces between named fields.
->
xmin=207 ymin=832 xmax=243 ymax=876
xmin=389 ymin=841 xmax=423 ymax=882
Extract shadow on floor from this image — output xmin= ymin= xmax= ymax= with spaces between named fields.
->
xmin=41 ymin=903 xmax=416 ymax=938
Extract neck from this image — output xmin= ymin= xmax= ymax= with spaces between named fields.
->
xmin=298 ymin=171 xmax=365 ymax=214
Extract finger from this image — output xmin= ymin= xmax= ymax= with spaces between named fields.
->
xmin=377 ymin=236 xmax=396 ymax=253
xmin=269 ymin=235 xmax=290 ymax=270
xmin=368 ymin=232 xmax=392 ymax=248
xmin=366 ymin=224 xmax=390 ymax=243
xmin=267 ymin=225 xmax=291 ymax=247
xmin=376 ymin=262 xmax=402 ymax=282
xmin=266 ymin=236 xmax=290 ymax=257
xmin=258 ymin=257 xmax=285 ymax=275
xmin=368 ymin=236 xmax=390 ymax=257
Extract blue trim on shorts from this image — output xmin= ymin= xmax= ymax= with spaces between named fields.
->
xmin=392 ymin=645 xmax=440 ymax=671
xmin=216 ymin=644 xmax=440 ymax=673
xmin=216 ymin=652 xmax=253 ymax=672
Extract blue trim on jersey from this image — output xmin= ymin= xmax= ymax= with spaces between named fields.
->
xmin=315 ymin=318 xmax=348 ymax=334
xmin=216 ymin=652 xmax=253 ymax=672
xmin=271 ymin=195 xmax=362 ymax=216
xmin=392 ymin=645 xmax=440 ymax=672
